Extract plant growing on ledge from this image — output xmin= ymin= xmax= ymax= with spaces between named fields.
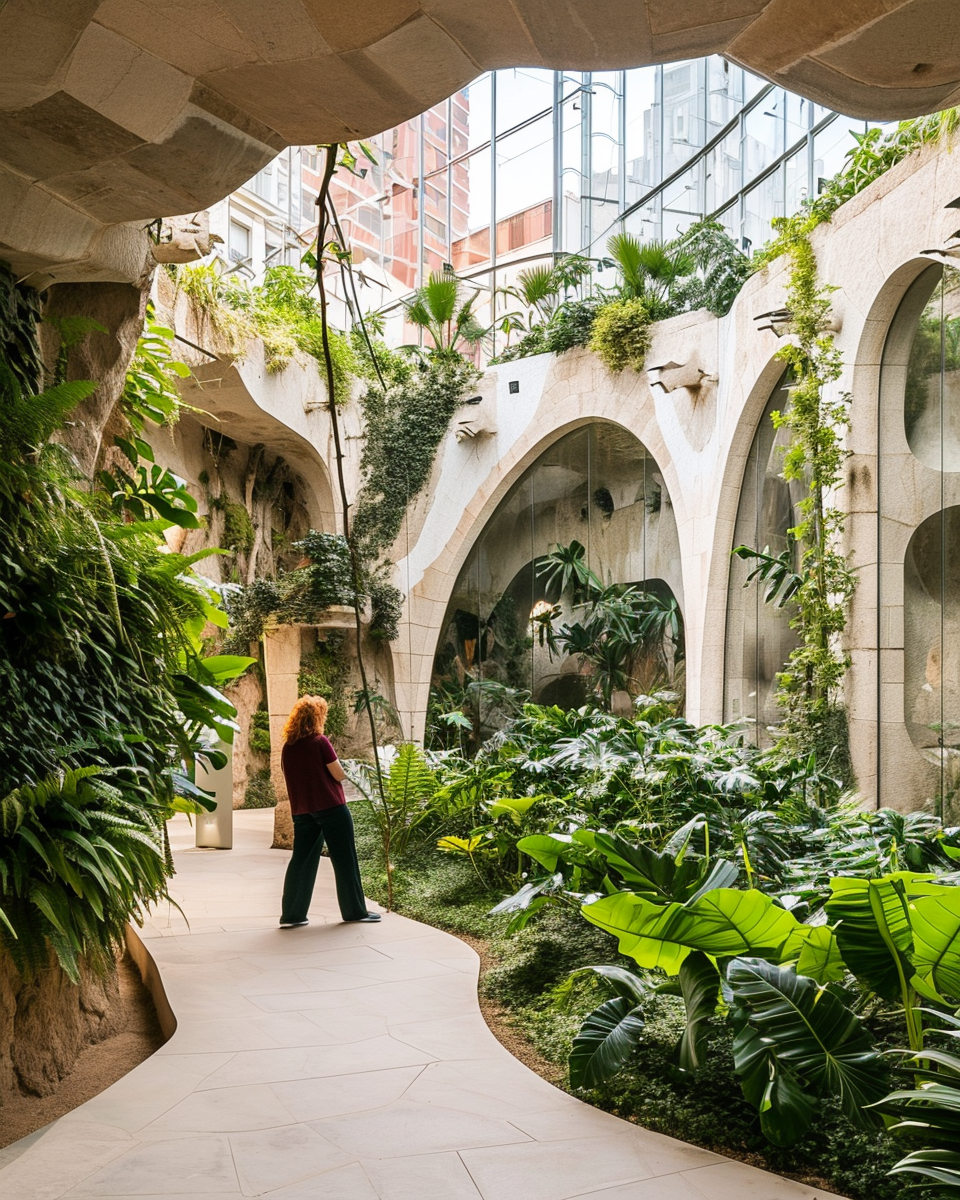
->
xmin=735 ymin=228 xmax=856 ymax=775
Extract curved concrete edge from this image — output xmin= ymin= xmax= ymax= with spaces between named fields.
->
xmin=124 ymin=925 xmax=177 ymax=1042
xmin=0 ymin=812 xmax=845 ymax=1200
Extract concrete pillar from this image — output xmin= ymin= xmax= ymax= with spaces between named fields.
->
xmin=263 ymin=623 xmax=301 ymax=850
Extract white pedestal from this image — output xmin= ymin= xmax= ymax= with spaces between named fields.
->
xmin=195 ymin=742 xmax=234 ymax=850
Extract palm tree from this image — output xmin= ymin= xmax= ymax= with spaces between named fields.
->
xmin=606 ymin=232 xmax=694 ymax=319
xmin=405 ymin=271 xmax=486 ymax=356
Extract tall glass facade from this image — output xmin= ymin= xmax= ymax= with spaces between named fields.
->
xmin=328 ymin=60 xmax=880 ymax=354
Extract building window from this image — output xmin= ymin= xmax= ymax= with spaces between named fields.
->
xmin=229 ymin=220 xmax=251 ymax=263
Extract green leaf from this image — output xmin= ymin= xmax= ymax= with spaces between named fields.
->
xmin=727 ymin=957 xmax=886 ymax=1145
xmin=825 ymin=873 xmax=920 ymax=1001
xmin=792 ymin=924 xmax=847 ymax=984
xmin=582 ymin=888 xmax=803 ymax=975
xmin=194 ymin=655 xmax=256 ymax=685
xmin=910 ymin=887 xmax=960 ymax=1001
xmin=517 ymin=832 xmax=580 ymax=872
xmin=677 ymin=951 xmax=721 ymax=1071
xmin=569 ymin=996 xmax=645 ymax=1089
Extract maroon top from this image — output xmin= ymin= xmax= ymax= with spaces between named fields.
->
xmin=281 ymin=734 xmax=346 ymax=815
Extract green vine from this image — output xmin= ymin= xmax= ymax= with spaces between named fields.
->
xmin=738 ymin=228 xmax=856 ymax=772
xmin=753 ymin=108 xmax=960 ymax=270
xmin=352 ymin=356 xmax=480 ymax=561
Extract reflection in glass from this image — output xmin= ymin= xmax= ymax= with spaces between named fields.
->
xmin=904 ymin=267 xmax=960 ymax=470
xmin=429 ymin=426 xmax=684 ymax=746
xmin=724 ymin=374 xmax=803 ymax=743
xmin=879 ymin=262 xmax=960 ymax=816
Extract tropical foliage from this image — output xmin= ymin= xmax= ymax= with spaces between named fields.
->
xmin=404 ymin=271 xmax=486 ymax=357
xmin=0 ymin=283 xmax=251 ymax=979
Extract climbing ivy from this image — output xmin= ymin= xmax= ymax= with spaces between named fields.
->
xmin=737 ymin=227 xmax=856 ymax=773
xmin=352 ymin=357 xmax=480 ymax=561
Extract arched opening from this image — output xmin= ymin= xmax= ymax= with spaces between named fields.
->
xmin=878 ymin=262 xmax=960 ymax=816
xmin=427 ymin=423 xmax=683 ymax=746
xmin=723 ymin=371 xmax=802 ymax=744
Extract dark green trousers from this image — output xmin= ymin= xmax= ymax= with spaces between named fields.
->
xmin=281 ymin=804 xmax=368 ymax=923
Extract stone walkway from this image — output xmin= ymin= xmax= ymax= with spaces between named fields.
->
xmin=0 ymin=811 xmax=840 ymax=1200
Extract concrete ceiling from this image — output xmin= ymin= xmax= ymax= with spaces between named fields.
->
xmin=3 ymin=0 xmax=960 ymax=285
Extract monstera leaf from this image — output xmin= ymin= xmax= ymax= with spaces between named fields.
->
xmin=569 ymin=996 xmax=645 ymax=1089
xmin=727 ymin=957 xmax=887 ymax=1146
xmin=582 ymin=888 xmax=803 ymax=974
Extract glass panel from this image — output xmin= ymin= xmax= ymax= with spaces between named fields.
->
xmin=428 ymin=424 xmax=685 ymax=744
xmin=742 ymin=165 xmax=783 ymax=253
xmin=464 ymin=73 xmax=492 ymax=151
xmin=625 ymin=66 xmax=657 ymax=195
xmin=706 ymin=125 xmax=741 ymax=215
xmin=813 ymin=118 xmax=859 ymax=194
xmin=496 ymin=67 xmax=554 ymax=135
xmin=904 ymin=267 xmax=960 ymax=470
xmin=785 ymin=92 xmax=810 ymax=148
xmin=744 ymin=98 xmax=783 ymax=178
xmin=450 ymin=151 xmax=491 ymax=271
xmin=662 ymin=59 xmax=703 ymax=177
xmin=706 ymin=56 xmax=740 ymax=130
xmin=724 ymin=374 xmax=803 ymax=742
xmin=495 ymin=115 xmax=554 ymax=258
xmin=661 ymin=161 xmax=703 ymax=238
xmin=382 ymin=122 xmax=419 ymax=289
xmin=783 ymin=146 xmax=808 ymax=218
xmin=879 ymin=262 xmax=960 ymax=817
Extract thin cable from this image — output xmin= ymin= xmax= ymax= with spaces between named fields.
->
xmin=312 ymin=145 xmax=390 ymax=854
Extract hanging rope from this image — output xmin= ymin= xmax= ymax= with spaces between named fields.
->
xmin=312 ymin=145 xmax=390 ymax=834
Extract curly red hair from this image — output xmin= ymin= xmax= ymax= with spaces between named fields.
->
xmin=283 ymin=695 xmax=329 ymax=744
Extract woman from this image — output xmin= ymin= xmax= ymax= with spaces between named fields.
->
xmin=279 ymin=695 xmax=381 ymax=927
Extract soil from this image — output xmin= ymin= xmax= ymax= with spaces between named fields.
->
xmin=0 ymin=953 xmax=165 ymax=1150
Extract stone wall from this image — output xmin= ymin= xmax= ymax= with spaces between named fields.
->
xmin=0 ymin=953 xmax=122 ymax=1104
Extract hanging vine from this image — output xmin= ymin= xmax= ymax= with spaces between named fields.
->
xmin=735 ymin=225 xmax=856 ymax=774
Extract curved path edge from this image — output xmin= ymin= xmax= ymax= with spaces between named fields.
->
xmin=0 ymin=811 xmax=841 ymax=1200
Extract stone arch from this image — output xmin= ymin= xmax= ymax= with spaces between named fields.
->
xmin=699 ymin=351 xmax=793 ymax=725
xmin=845 ymin=256 xmax=944 ymax=803
xmin=394 ymin=358 xmax=687 ymax=740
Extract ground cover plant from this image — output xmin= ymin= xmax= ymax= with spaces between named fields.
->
xmin=350 ymin=697 xmax=960 ymax=1199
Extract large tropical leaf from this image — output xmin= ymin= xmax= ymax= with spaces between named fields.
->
xmin=573 ymin=830 xmax=737 ymax=902
xmin=727 ymin=957 xmax=887 ymax=1146
xmin=909 ymin=887 xmax=960 ymax=1001
xmin=677 ymin=951 xmax=721 ymax=1071
xmin=824 ymin=873 xmax=926 ymax=1001
xmin=582 ymin=888 xmax=802 ymax=974
xmin=569 ymin=996 xmax=645 ymax=1089
xmin=793 ymin=924 xmax=847 ymax=984
xmin=881 ymin=1028 xmax=960 ymax=1192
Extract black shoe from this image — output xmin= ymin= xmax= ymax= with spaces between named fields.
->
xmin=345 ymin=912 xmax=382 ymax=923
xmin=279 ymin=919 xmax=309 ymax=928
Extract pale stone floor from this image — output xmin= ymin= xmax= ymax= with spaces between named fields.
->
xmin=0 ymin=811 xmax=841 ymax=1200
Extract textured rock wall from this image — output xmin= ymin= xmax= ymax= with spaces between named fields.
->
xmin=39 ymin=278 xmax=151 ymax=477
xmin=0 ymin=952 xmax=122 ymax=1104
